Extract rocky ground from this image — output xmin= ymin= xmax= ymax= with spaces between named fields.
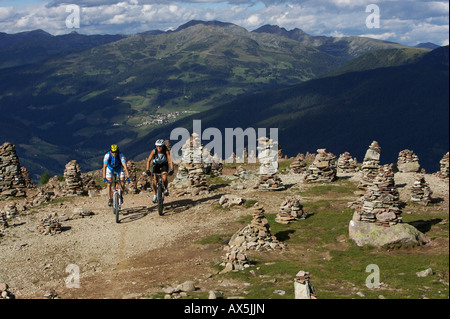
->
xmin=0 ymin=165 xmax=448 ymax=299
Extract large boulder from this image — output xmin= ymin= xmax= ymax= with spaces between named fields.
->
xmin=349 ymin=218 xmax=430 ymax=247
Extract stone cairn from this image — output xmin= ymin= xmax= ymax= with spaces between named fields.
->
xmin=36 ymin=213 xmax=63 ymax=235
xmin=172 ymin=134 xmax=210 ymax=196
xmin=63 ymin=160 xmax=86 ymax=196
xmin=350 ymin=164 xmax=403 ymax=227
xmin=435 ymin=152 xmax=449 ymax=180
xmin=220 ymin=246 xmax=251 ymax=273
xmin=125 ymin=160 xmax=138 ymax=194
xmin=0 ymin=142 xmax=27 ymax=199
xmin=397 ymin=149 xmax=420 ymax=173
xmin=294 ymin=271 xmax=317 ymax=299
xmin=275 ymin=198 xmax=308 ymax=224
xmin=21 ymin=166 xmax=36 ymax=189
xmin=0 ymin=211 xmax=8 ymax=232
xmin=228 ymin=204 xmax=286 ymax=251
xmin=410 ymin=175 xmax=433 ymax=205
xmin=303 ymin=149 xmax=337 ymax=183
xmin=289 ymin=154 xmax=307 ymax=174
xmin=256 ymin=137 xmax=285 ymax=191
xmin=337 ymin=152 xmax=358 ymax=173
xmin=358 ymin=141 xmax=382 ymax=190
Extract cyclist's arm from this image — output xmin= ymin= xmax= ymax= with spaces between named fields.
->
xmin=146 ymin=150 xmax=155 ymax=172
xmin=102 ymin=163 xmax=108 ymax=180
xmin=166 ymin=150 xmax=174 ymax=171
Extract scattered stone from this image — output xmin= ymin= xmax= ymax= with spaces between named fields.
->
xmin=219 ymin=194 xmax=245 ymax=208
xmin=303 ymin=149 xmax=337 ymax=183
xmin=410 ymin=175 xmax=433 ymax=205
xmin=294 ymin=271 xmax=317 ymax=299
xmin=275 ymin=198 xmax=307 ymax=224
xmin=337 ymin=152 xmax=359 ymax=173
xmin=44 ymin=288 xmax=60 ymax=299
xmin=37 ymin=213 xmax=62 ymax=235
xmin=397 ymin=149 xmax=420 ymax=173
xmin=0 ymin=283 xmax=15 ymax=299
xmin=416 ymin=268 xmax=433 ymax=277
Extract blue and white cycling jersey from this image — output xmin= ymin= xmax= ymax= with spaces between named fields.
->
xmin=103 ymin=151 xmax=126 ymax=170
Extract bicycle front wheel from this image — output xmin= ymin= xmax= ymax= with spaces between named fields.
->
xmin=157 ymin=183 xmax=163 ymax=216
xmin=114 ymin=192 xmax=120 ymax=223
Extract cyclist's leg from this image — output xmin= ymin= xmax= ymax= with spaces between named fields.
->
xmin=117 ymin=167 xmax=126 ymax=192
xmin=106 ymin=167 xmax=113 ymax=205
xmin=161 ymin=163 xmax=169 ymax=192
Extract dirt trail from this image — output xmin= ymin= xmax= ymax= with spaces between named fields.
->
xmin=1 ymin=170 xmax=448 ymax=299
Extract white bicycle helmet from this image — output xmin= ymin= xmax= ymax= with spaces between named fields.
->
xmin=155 ymin=139 xmax=165 ymax=147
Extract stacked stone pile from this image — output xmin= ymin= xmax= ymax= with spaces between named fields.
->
xmin=397 ymin=149 xmax=420 ymax=173
xmin=228 ymin=205 xmax=286 ymax=251
xmin=435 ymin=152 xmax=449 ymax=180
xmin=209 ymin=155 xmax=223 ymax=177
xmin=220 ymin=246 xmax=251 ymax=273
xmin=0 ymin=211 xmax=8 ymax=231
xmin=410 ymin=175 xmax=433 ymax=205
xmin=234 ymin=165 xmax=247 ymax=178
xmin=275 ymin=198 xmax=307 ymax=224
xmin=256 ymin=173 xmax=285 ymax=191
xmin=137 ymin=171 xmax=152 ymax=191
xmin=63 ymin=160 xmax=86 ymax=196
xmin=289 ymin=155 xmax=307 ymax=174
xmin=36 ymin=213 xmax=62 ymax=235
xmin=0 ymin=142 xmax=27 ymax=198
xmin=350 ymin=165 xmax=403 ymax=227
xmin=337 ymin=152 xmax=358 ymax=173
xmin=124 ymin=160 xmax=138 ymax=194
xmin=294 ymin=271 xmax=317 ymax=299
xmin=186 ymin=163 xmax=210 ymax=195
xmin=303 ymin=149 xmax=337 ymax=183
xmin=172 ymin=134 xmax=210 ymax=195
xmin=21 ymin=166 xmax=36 ymax=189
xmin=361 ymin=141 xmax=381 ymax=171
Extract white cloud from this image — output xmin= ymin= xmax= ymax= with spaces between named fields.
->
xmin=0 ymin=0 xmax=447 ymax=46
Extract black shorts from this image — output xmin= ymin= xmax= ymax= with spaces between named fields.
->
xmin=152 ymin=163 xmax=168 ymax=174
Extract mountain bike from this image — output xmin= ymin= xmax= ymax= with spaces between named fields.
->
xmin=109 ymin=173 xmax=126 ymax=223
xmin=153 ymin=172 xmax=167 ymax=216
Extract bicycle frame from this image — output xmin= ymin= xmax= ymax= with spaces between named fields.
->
xmin=109 ymin=173 xmax=123 ymax=223
xmin=152 ymin=172 xmax=167 ymax=216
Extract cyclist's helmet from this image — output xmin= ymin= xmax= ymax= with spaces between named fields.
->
xmin=110 ymin=144 xmax=119 ymax=152
xmin=155 ymin=139 xmax=165 ymax=147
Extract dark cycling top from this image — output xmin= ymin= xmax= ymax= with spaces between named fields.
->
xmin=153 ymin=148 xmax=168 ymax=166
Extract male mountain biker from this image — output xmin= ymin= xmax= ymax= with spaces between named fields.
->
xmin=103 ymin=144 xmax=131 ymax=207
xmin=146 ymin=139 xmax=174 ymax=203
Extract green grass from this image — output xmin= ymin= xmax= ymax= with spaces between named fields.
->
xmin=195 ymin=196 xmax=449 ymax=299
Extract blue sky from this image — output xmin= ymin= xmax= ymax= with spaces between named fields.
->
xmin=0 ymin=0 xmax=448 ymax=46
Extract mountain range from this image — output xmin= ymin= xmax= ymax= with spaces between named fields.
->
xmin=0 ymin=20 xmax=447 ymax=180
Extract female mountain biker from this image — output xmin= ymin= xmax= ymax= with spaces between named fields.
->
xmin=146 ymin=139 xmax=174 ymax=203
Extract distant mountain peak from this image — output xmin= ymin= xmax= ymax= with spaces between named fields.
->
xmin=175 ymin=20 xmax=237 ymax=32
